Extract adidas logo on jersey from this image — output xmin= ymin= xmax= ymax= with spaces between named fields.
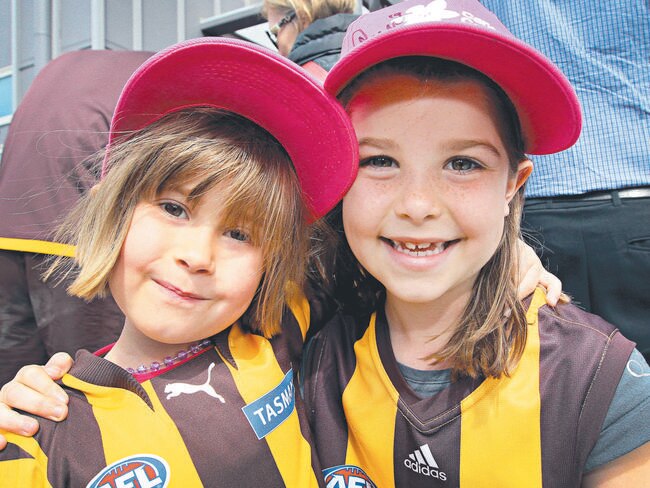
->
xmin=403 ymin=444 xmax=447 ymax=481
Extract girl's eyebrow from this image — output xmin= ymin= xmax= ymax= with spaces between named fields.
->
xmin=444 ymin=139 xmax=503 ymax=158
xmin=358 ymin=136 xmax=503 ymax=158
xmin=357 ymin=136 xmax=397 ymax=151
xmin=164 ymin=183 xmax=194 ymax=198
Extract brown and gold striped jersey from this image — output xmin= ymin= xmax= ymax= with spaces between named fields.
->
xmin=0 ymin=297 xmax=323 ymax=487
xmin=303 ymin=289 xmax=635 ymax=487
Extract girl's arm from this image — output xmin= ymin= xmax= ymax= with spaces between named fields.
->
xmin=0 ymin=352 xmax=72 ymax=449
xmin=517 ymin=239 xmax=562 ymax=305
xmin=581 ymin=442 xmax=650 ymax=487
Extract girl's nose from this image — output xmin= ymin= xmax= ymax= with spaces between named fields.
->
xmin=394 ymin=173 xmax=442 ymax=223
xmin=174 ymin=226 xmax=215 ymax=274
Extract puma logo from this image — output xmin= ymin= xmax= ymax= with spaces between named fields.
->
xmin=164 ymin=362 xmax=225 ymax=402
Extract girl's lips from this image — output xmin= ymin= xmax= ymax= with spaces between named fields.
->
xmin=154 ymin=279 xmax=207 ymax=300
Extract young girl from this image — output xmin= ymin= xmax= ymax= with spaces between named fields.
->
xmin=0 ymin=37 xmax=360 ymax=486
xmin=302 ymin=0 xmax=650 ymax=487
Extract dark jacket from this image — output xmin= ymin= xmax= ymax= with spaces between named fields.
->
xmin=288 ymin=13 xmax=360 ymax=73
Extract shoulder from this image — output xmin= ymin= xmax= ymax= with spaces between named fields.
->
xmin=534 ymin=301 xmax=635 ymax=398
xmin=312 ymin=310 xmax=373 ymax=348
xmin=536 ymin=301 xmax=634 ymax=359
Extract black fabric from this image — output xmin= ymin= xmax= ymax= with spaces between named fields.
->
xmin=0 ymin=251 xmax=123 ymax=385
xmin=523 ymin=196 xmax=650 ymax=360
xmin=288 ymin=14 xmax=360 ymax=71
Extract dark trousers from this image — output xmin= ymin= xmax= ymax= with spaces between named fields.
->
xmin=0 ymin=250 xmax=124 ymax=384
xmin=523 ymin=195 xmax=650 ymax=361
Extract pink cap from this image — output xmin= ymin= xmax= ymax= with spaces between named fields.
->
xmin=325 ymin=0 xmax=582 ymax=155
xmin=105 ymin=37 xmax=358 ymax=219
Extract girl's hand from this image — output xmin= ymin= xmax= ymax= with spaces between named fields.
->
xmin=0 ymin=352 xmax=73 ymax=450
xmin=517 ymin=239 xmax=562 ymax=306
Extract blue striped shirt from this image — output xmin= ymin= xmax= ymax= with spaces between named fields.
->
xmin=481 ymin=0 xmax=650 ymax=198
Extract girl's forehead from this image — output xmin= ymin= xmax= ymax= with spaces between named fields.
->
xmin=348 ymin=73 xmax=488 ymax=112
xmin=347 ymin=73 xmax=495 ymax=121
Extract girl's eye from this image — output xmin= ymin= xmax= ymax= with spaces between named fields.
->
xmin=161 ymin=202 xmax=188 ymax=219
xmin=446 ymin=158 xmax=481 ymax=172
xmin=360 ymin=156 xmax=398 ymax=169
xmin=226 ymin=229 xmax=250 ymax=242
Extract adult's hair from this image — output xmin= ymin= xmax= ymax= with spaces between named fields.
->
xmin=330 ymin=56 xmax=529 ymax=379
xmin=262 ymin=0 xmax=356 ymax=30
xmin=46 ymin=108 xmax=309 ymax=338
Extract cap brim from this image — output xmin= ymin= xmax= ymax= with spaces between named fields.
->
xmin=325 ymin=24 xmax=581 ymax=155
xmin=108 ymin=37 xmax=358 ymax=218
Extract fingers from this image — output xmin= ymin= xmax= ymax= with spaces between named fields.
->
xmin=0 ymin=363 xmax=70 ymax=424
xmin=539 ymin=270 xmax=562 ymax=306
xmin=0 ymin=401 xmax=39 ymax=439
xmin=516 ymin=263 xmax=540 ymax=301
xmin=43 ymin=352 xmax=74 ymax=380
xmin=515 ymin=239 xmax=565 ymax=304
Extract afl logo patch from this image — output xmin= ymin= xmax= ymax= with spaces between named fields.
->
xmin=323 ymin=464 xmax=377 ymax=488
xmin=86 ymin=454 xmax=170 ymax=488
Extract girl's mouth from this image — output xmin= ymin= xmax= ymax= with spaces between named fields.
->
xmin=382 ymin=238 xmax=459 ymax=257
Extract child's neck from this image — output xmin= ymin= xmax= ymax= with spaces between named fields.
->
xmin=384 ymin=291 xmax=469 ymax=371
xmin=104 ymin=322 xmax=197 ymax=372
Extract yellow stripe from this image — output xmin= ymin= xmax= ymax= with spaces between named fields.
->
xmin=63 ymin=374 xmax=204 ymax=486
xmin=0 ymin=433 xmax=52 ymax=487
xmin=343 ymin=313 xmax=399 ymax=487
xmin=220 ymin=324 xmax=319 ymax=487
xmin=0 ymin=237 xmax=75 ymax=256
xmin=286 ymin=287 xmax=310 ymax=341
xmin=459 ymin=288 xmax=546 ymax=487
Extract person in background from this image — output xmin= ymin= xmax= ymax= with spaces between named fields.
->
xmin=0 ymin=50 xmax=153 ymax=385
xmin=480 ymin=0 xmax=650 ymax=361
xmin=262 ymin=0 xmax=359 ymax=80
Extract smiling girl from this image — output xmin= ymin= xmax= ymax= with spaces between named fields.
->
xmin=303 ymin=1 xmax=650 ymax=486
xmin=0 ymin=37 xmax=359 ymax=486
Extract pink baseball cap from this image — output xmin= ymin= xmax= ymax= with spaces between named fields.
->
xmin=105 ymin=37 xmax=358 ymax=219
xmin=325 ymin=0 xmax=582 ymax=155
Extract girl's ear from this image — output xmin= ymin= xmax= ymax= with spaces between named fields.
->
xmin=504 ymin=159 xmax=533 ymax=215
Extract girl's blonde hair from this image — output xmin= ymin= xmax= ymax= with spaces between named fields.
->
xmin=330 ymin=57 xmax=529 ymax=379
xmin=47 ymin=108 xmax=309 ymax=338
xmin=262 ymin=0 xmax=355 ymax=31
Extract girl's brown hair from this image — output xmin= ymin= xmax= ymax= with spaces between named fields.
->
xmin=330 ymin=56 xmax=529 ymax=379
xmin=46 ymin=108 xmax=309 ymax=338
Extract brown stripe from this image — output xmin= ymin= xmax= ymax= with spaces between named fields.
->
xmin=394 ymin=412 xmax=459 ymax=487
xmin=43 ymin=381 xmax=107 ymax=485
xmin=304 ymin=313 xmax=368 ymax=472
xmin=148 ymin=349 xmax=285 ymax=486
xmin=537 ymin=303 xmax=633 ymax=486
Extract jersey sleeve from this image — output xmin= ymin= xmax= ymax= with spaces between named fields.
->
xmin=584 ymin=348 xmax=650 ymax=471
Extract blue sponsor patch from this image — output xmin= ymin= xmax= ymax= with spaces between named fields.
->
xmin=86 ymin=454 xmax=169 ymax=488
xmin=242 ymin=369 xmax=295 ymax=439
xmin=323 ymin=465 xmax=377 ymax=488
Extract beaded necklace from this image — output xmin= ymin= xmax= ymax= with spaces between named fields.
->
xmin=125 ymin=338 xmax=215 ymax=375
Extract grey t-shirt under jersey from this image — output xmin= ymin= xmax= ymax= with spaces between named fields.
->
xmin=398 ymin=348 xmax=650 ymax=473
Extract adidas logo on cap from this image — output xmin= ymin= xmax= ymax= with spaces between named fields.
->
xmin=403 ymin=444 xmax=447 ymax=481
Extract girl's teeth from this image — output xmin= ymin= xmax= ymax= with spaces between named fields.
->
xmin=394 ymin=241 xmax=446 ymax=256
